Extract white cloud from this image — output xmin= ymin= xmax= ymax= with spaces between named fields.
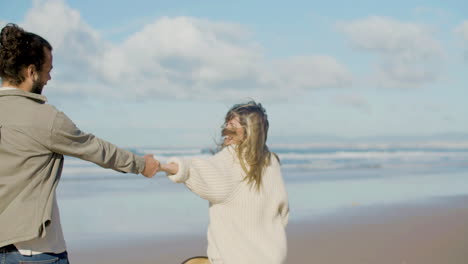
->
xmin=93 ymin=16 xmax=265 ymax=100
xmin=454 ymin=21 xmax=468 ymax=60
xmin=337 ymin=16 xmax=444 ymax=88
xmin=19 ymin=0 xmax=352 ymax=101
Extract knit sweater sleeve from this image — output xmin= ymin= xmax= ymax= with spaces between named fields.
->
xmin=167 ymin=146 xmax=240 ymax=204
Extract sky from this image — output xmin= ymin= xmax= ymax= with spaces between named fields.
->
xmin=1 ymin=0 xmax=467 ymax=147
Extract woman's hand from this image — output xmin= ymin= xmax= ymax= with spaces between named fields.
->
xmin=160 ymin=162 xmax=179 ymax=175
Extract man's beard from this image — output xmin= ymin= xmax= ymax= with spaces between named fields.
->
xmin=31 ymin=79 xmax=44 ymax=95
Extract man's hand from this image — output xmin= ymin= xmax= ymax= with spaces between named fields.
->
xmin=142 ymin=154 xmax=160 ymax=178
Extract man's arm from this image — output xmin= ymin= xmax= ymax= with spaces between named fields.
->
xmin=48 ymin=111 xmax=159 ymax=177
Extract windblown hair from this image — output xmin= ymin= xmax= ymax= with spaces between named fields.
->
xmin=222 ymin=101 xmax=279 ymax=191
xmin=0 ymin=23 xmax=52 ymax=85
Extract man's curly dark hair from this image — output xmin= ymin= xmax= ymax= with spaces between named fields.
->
xmin=0 ymin=23 xmax=53 ymax=86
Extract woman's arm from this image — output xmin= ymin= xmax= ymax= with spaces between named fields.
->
xmin=162 ymin=146 xmax=240 ymax=204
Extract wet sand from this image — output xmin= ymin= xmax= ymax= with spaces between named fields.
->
xmin=70 ymin=195 xmax=468 ymax=264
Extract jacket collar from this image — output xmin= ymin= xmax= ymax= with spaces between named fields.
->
xmin=0 ymin=87 xmax=48 ymax=103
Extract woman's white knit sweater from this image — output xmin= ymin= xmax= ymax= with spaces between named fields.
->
xmin=167 ymin=145 xmax=289 ymax=264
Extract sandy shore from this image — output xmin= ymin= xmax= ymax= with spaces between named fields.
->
xmin=69 ymin=195 xmax=468 ymax=264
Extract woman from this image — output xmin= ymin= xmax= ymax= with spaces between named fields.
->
xmin=160 ymin=101 xmax=289 ymax=264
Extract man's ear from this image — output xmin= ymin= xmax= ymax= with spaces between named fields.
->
xmin=26 ymin=64 xmax=37 ymax=80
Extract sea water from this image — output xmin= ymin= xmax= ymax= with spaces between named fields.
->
xmin=57 ymin=142 xmax=468 ymax=249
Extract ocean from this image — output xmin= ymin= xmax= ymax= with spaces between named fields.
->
xmin=56 ymin=142 xmax=468 ymax=250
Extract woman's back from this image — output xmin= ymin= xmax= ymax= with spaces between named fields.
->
xmin=206 ymin=152 xmax=288 ymax=264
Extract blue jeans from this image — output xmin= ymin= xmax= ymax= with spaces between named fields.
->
xmin=0 ymin=245 xmax=69 ymax=264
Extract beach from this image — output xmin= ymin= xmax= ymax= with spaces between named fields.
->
xmin=56 ymin=144 xmax=468 ymax=264
xmin=286 ymin=195 xmax=468 ymax=264
xmin=69 ymin=194 xmax=468 ymax=264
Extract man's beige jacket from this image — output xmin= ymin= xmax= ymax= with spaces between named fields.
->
xmin=0 ymin=89 xmax=145 ymax=247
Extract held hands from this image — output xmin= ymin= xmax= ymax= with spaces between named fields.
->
xmin=141 ymin=155 xmax=180 ymax=178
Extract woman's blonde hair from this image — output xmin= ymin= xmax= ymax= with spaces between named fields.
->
xmin=222 ymin=101 xmax=278 ymax=191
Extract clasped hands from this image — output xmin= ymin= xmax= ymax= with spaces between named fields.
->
xmin=141 ymin=154 xmax=179 ymax=178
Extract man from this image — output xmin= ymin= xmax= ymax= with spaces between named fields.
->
xmin=0 ymin=23 xmax=159 ymax=263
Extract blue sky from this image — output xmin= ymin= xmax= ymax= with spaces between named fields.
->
xmin=1 ymin=0 xmax=467 ymax=147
